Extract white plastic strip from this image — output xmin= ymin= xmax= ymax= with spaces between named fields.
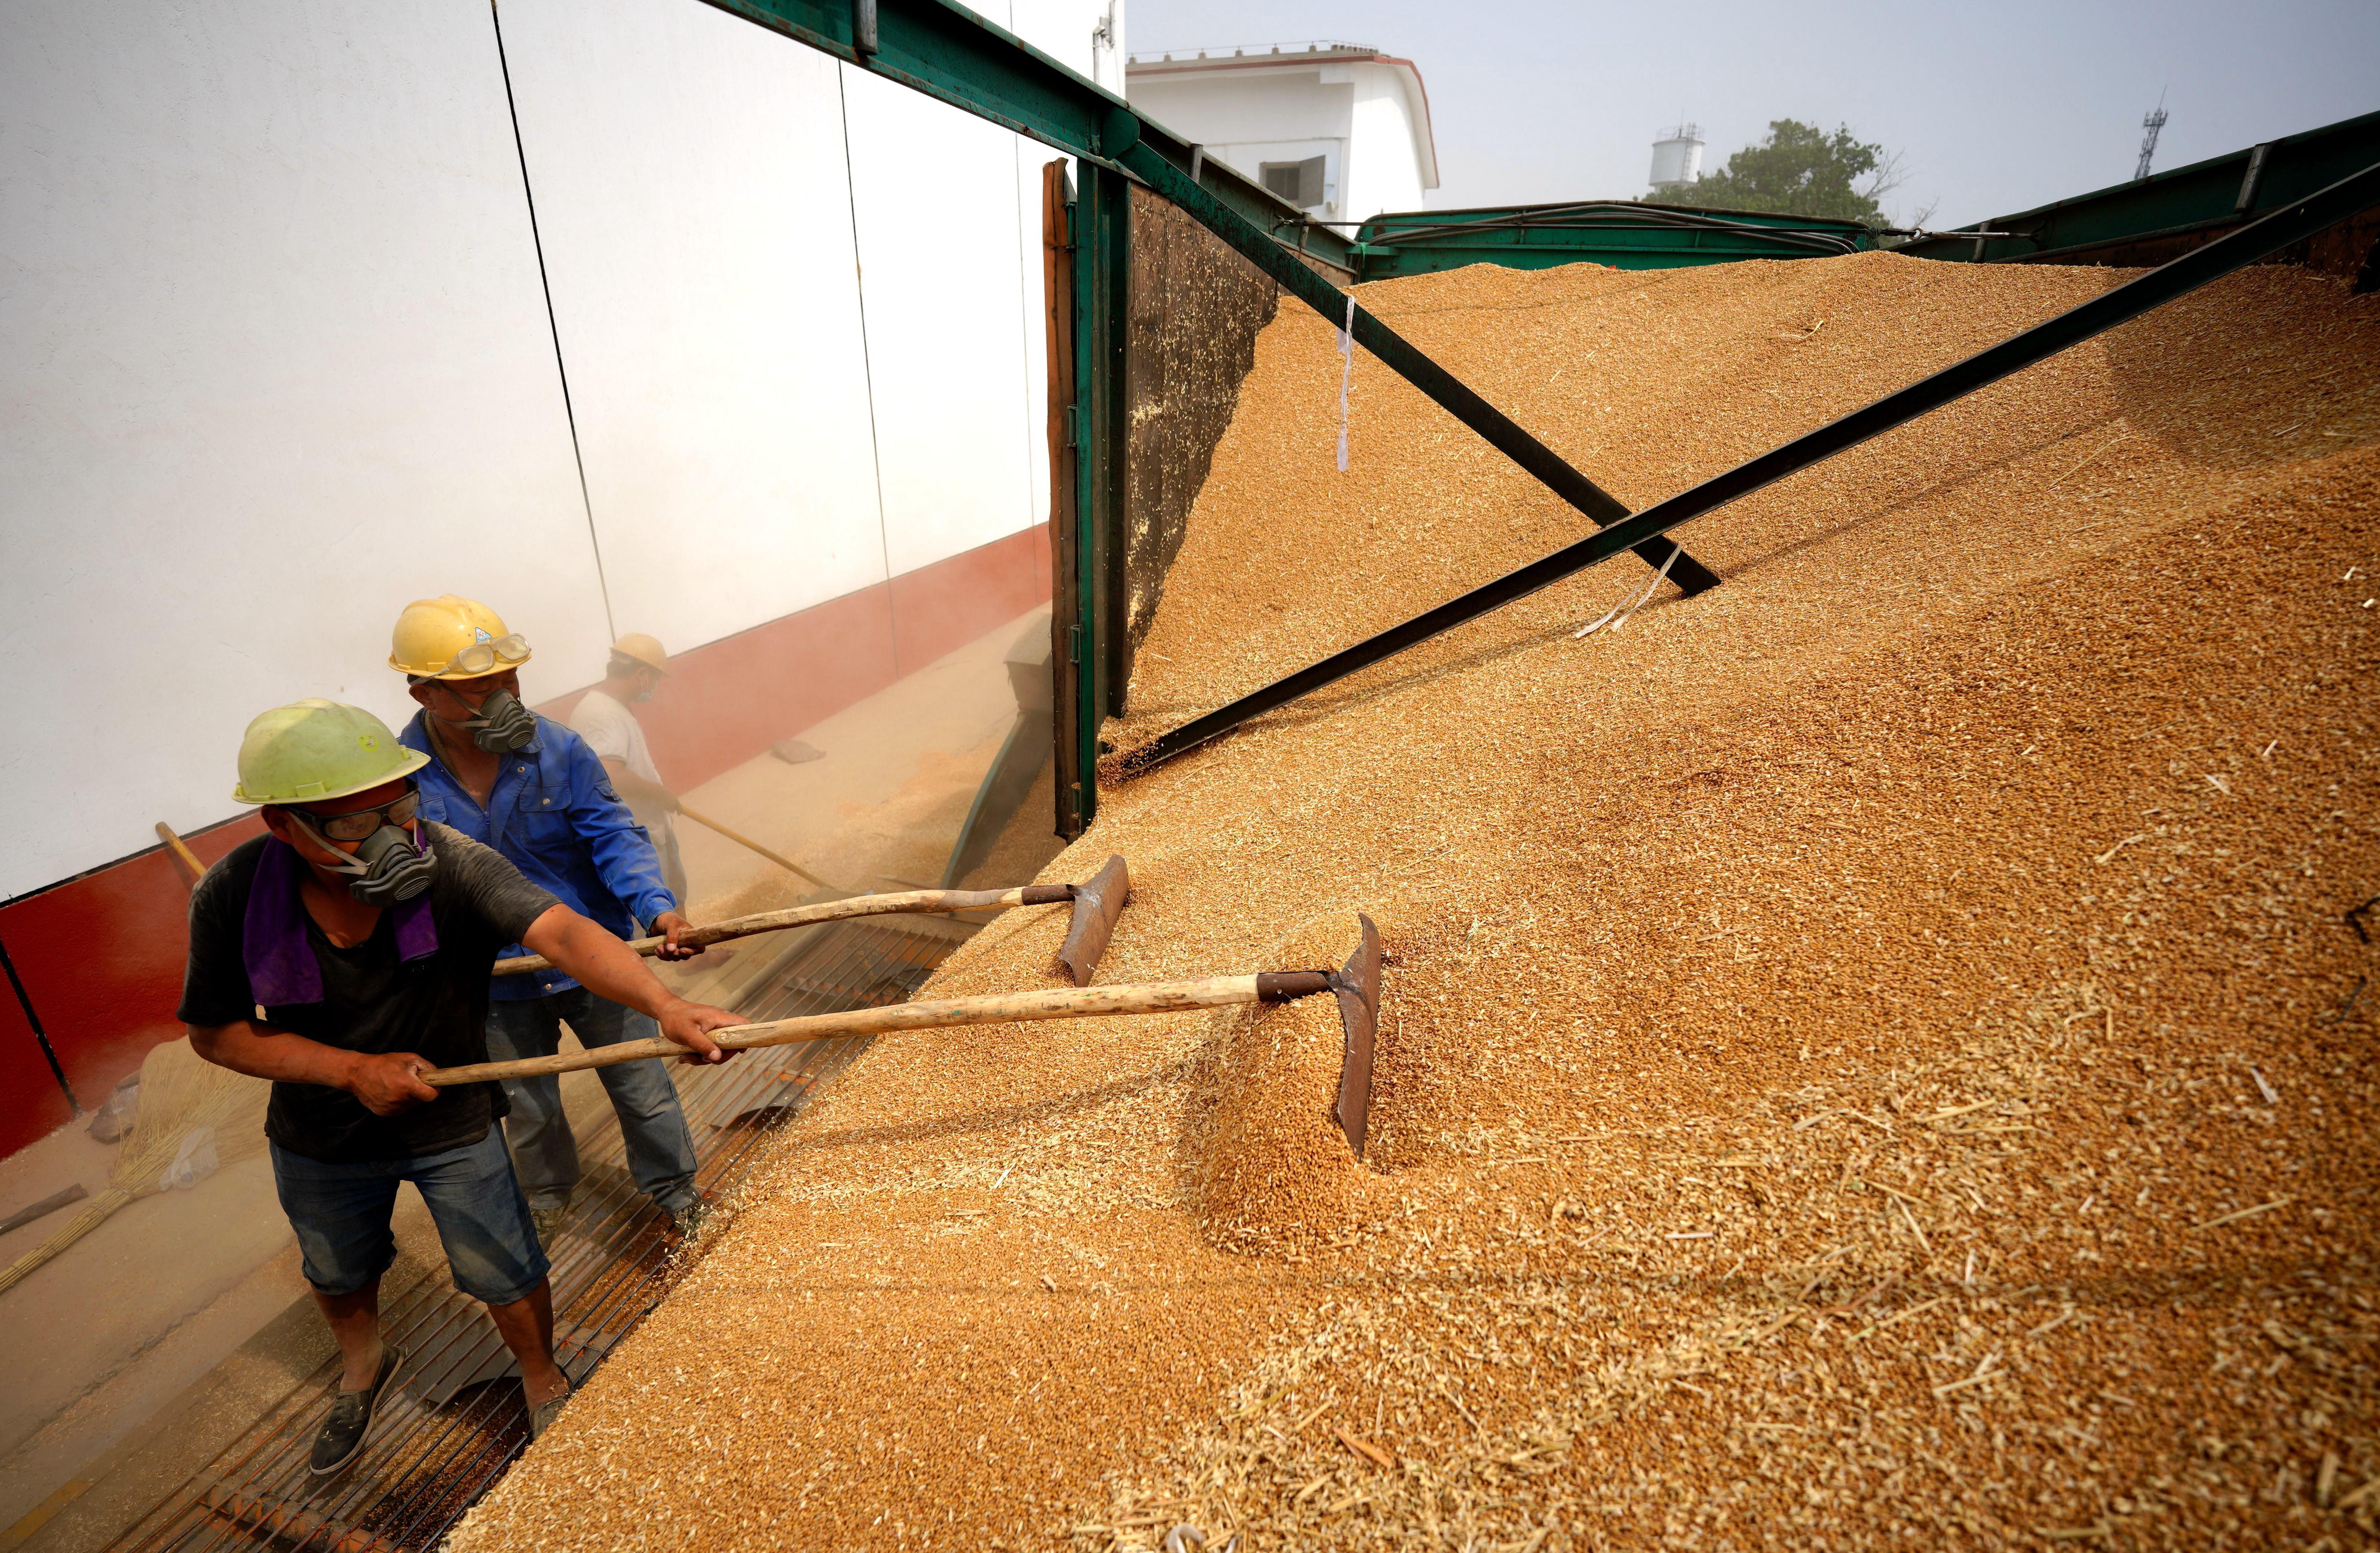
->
xmin=1573 ymin=537 xmax=1682 ymax=638
xmin=1336 ymin=294 xmax=1356 ymax=472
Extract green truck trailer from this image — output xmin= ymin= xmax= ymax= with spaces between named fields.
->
xmin=1344 ymin=109 xmax=2378 ymax=285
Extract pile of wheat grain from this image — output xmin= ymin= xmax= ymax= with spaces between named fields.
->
xmin=454 ymin=250 xmax=2380 ymax=1552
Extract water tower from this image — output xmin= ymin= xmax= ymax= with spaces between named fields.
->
xmin=1648 ymin=123 xmax=1705 ymax=193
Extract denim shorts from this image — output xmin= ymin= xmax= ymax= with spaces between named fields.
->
xmin=270 ymin=1128 xmax=549 ymax=1306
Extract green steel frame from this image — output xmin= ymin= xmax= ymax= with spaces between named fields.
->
xmin=692 ymin=0 xmax=1717 ymax=831
xmin=697 ymin=0 xmax=1352 ymax=269
xmin=1121 ymin=155 xmax=2380 ymax=774
xmin=1069 ymin=164 xmax=1129 ymax=831
xmin=690 ymin=0 xmax=1333 ymax=835
xmin=1352 ymin=201 xmax=1879 ymax=277
xmin=1904 ymin=108 xmax=2380 ymax=265
xmin=673 ymin=4 xmax=2380 ymax=831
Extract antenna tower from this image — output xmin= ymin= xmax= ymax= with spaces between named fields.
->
xmin=2135 ymin=97 xmax=2169 ymax=180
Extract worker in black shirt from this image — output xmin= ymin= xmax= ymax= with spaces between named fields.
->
xmin=178 ymin=700 xmax=745 ymax=1472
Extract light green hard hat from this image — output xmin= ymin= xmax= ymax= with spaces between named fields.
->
xmin=231 ymin=699 xmax=431 ymax=806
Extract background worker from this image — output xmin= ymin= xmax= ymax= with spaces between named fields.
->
xmin=181 ymin=699 xmax=742 ymax=1466
xmin=569 ymin=634 xmax=687 ymax=909
xmin=387 ymin=597 xmax=709 ymax=1244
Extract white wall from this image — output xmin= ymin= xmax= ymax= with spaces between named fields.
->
xmin=495 ymin=0 xmax=885 ymax=656
xmin=1129 ymin=68 xmax=1349 ymax=150
xmin=1128 ymin=68 xmax=1356 ymax=216
xmin=0 ymin=0 xmax=607 ymax=898
xmin=842 ymin=65 xmax=1041 ymax=578
xmin=1002 ymin=0 xmax=1110 ymax=547
xmin=0 ymin=0 xmax=1115 ymax=901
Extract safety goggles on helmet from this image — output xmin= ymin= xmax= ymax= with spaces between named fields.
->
xmin=436 ymin=633 xmax=531 ymax=677
xmin=303 ymin=786 xmax=420 ymax=843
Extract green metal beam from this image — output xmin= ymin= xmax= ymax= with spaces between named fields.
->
xmin=686 ymin=0 xmax=1723 ymax=806
xmin=1118 ymin=136 xmax=1720 ymax=594
xmin=1120 ymin=154 xmax=2380 ymax=775
xmin=699 ymin=0 xmax=1716 ymax=590
xmin=692 ymin=0 xmax=1352 ymax=273
xmin=1072 ymin=163 xmax=1129 ymax=825
xmin=1903 ymin=108 xmax=2380 ymax=265
xmin=1354 ymin=201 xmax=1878 ymax=279
xmin=1045 ymin=167 xmax=1086 ymax=837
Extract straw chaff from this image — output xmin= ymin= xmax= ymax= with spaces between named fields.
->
xmin=0 ymin=1038 xmax=268 ymax=1296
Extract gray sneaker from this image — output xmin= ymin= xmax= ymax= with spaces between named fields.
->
xmin=528 ymin=1386 xmax=571 ymax=1442
xmin=530 ymin=1203 xmax=568 ymax=1251
xmin=666 ymin=1197 xmax=712 ymax=1240
xmin=310 ymin=1343 xmax=406 ymax=1476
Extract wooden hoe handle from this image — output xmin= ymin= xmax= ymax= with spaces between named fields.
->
xmin=423 ymin=971 xmax=1328 ymax=1087
xmin=156 ymin=822 xmax=207 ymax=885
xmin=490 ymin=884 xmax=1070 ymax=977
xmin=675 ymin=805 xmax=839 ymax=891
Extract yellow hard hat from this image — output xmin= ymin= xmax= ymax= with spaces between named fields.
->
xmin=389 ymin=595 xmax=534 ymax=680
xmin=611 ymin=633 xmax=669 ymax=675
xmin=232 ymin=700 xmax=430 ymax=805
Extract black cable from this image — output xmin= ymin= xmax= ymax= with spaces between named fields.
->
xmin=489 ymin=0 xmax=615 ymax=642
xmin=0 ymin=934 xmax=77 ymax=1113
xmin=837 ymin=65 xmax=895 ymax=591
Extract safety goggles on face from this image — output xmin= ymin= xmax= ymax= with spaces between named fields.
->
xmin=439 ymin=633 xmax=531 ymax=677
xmin=304 ymin=786 xmax=420 ymax=843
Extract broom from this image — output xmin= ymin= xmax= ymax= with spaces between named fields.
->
xmin=0 ymin=1037 xmax=269 ymax=1298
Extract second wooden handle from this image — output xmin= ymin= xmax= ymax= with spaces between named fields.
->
xmin=422 ymin=974 xmax=1267 ymax=1087
xmin=492 ymin=886 xmax=1035 ymax=976
xmin=677 ymin=806 xmax=838 ymax=891
xmin=156 ymin=822 xmax=207 ymax=885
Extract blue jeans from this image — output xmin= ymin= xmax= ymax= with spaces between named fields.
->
xmin=482 ymin=988 xmax=701 ymax=1217
xmin=271 ymin=1130 xmax=547 ymax=1305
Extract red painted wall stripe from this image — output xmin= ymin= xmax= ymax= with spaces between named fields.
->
xmin=0 ymin=813 xmax=264 ymax=1142
xmin=0 ymin=942 xmax=75 ymax=1159
xmin=0 ymin=527 xmax=1051 ymax=1160
xmin=888 ymin=525 xmax=1052 ymax=682
xmin=546 ymin=525 xmax=1051 ymax=791
xmin=544 ymin=582 xmax=903 ymax=795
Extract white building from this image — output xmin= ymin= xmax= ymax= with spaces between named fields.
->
xmin=1125 ymin=41 xmax=1438 ymax=226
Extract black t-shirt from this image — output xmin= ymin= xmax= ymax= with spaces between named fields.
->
xmin=177 ymin=824 xmax=560 ymax=1163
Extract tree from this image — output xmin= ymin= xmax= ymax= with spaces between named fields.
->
xmin=1664 ymin=120 xmax=1894 ymax=224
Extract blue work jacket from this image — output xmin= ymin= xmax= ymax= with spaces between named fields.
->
xmin=399 ymin=712 xmax=675 ymax=1001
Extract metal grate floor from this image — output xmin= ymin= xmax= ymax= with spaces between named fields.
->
xmin=105 ymin=913 xmax=969 ymax=1553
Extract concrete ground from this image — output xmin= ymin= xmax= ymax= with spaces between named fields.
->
xmin=0 ymin=1127 xmax=314 ymax=1549
xmin=0 ymin=605 xmax=1059 ymax=1551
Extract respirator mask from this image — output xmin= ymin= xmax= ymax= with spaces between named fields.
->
xmin=292 ymin=790 xmax=438 ymax=905
xmin=458 ymin=687 xmax=538 ymax=754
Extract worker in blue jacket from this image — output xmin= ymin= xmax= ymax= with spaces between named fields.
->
xmin=388 ymin=595 xmax=710 ymax=1243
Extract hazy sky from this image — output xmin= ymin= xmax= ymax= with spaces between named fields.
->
xmin=1127 ymin=0 xmax=2380 ymax=226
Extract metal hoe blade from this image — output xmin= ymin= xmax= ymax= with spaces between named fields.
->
xmin=1056 ymin=853 xmax=1130 ymax=986
xmin=1328 ymin=914 xmax=1382 ymax=1158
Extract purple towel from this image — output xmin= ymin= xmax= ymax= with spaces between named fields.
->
xmin=243 ymin=833 xmax=437 ymax=1007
